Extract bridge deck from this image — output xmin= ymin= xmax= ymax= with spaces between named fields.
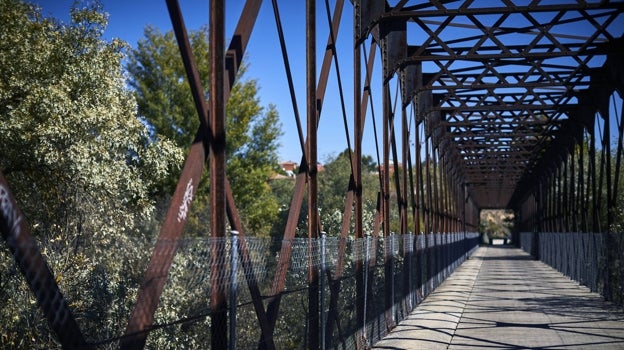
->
xmin=373 ymin=246 xmax=624 ymax=350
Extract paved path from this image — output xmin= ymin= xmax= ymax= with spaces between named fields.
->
xmin=373 ymin=246 xmax=624 ymax=349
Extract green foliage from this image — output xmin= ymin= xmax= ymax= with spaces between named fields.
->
xmin=127 ymin=26 xmax=282 ymax=236
xmin=479 ymin=210 xmax=514 ymax=239
xmin=0 ymin=1 xmax=182 ymax=347
xmin=268 ymin=174 xmax=301 ymax=238
xmin=127 ymin=26 xmax=209 ymax=148
xmin=319 ymin=149 xmax=379 ymax=236
xmin=564 ymin=140 xmax=623 ymax=233
xmin=268 ymin=150 xmax=379 ymax=239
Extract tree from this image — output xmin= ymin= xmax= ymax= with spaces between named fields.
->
xmin=127 ymin=26 xmax=282 ymax=236
xmin=318 ymin=149 xmax=379 ymax=236
xmin=479 ymin=210 xmax=514 ymax=241
xmin=0 ymin=1 xmax=182 ymax=347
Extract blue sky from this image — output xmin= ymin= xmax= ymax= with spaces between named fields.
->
xmin=28 ymin=1 xmax=624 ymax=164
xmin=33 ymin=0 xmax=374 ymax=164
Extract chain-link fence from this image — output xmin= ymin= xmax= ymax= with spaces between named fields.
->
xmin=519 ymin=232 xmax=624 ymax=308
xmin=132 ymin=231 xmax=480 ymax=348
xmin=1 ymin=231 xmax=480 ymax=349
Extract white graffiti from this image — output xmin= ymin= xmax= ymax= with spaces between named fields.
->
xmin=0 ymin=184 xmax=22 ymax=239
xmin=177 ymin=178 xmax=194 ymax=223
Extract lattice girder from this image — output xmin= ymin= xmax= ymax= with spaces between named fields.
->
xmin=377 ymin=0 xmax=624 ymax=208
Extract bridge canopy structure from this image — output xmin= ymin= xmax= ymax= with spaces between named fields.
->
xmin=371 ymin=0 xmax=624 ymax=212
xmin=0 ymin=0 xmax=623 ymax=349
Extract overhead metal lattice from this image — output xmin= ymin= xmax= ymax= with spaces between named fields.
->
xmin=373 ymin=0 xmax=624 ymax=209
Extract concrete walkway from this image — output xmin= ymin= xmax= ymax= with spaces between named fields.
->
xmin=373 ymin=246 xmax=624 ymax=349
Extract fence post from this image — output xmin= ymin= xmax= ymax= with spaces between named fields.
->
xmin=229 ymin=230 xmax=239 ymax=350
xmin=407 ymin=233 xmax=413 ymax=311
xmin=390 ymin=232 xmax=396 ymax=324
xmin=320 ymin=232 xmax=327 ymax=350
xmin=362 ymin=234 xmax=371 ymax=347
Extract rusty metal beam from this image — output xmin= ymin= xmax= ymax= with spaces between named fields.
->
xmin=353 ymin=22 xmax=365 ymax=349
xmin=122 ymin=1 xmax=265 ymax=348
xmin=381 ymin=3 xmax=624 ymax=18
xmin=0 ymin=172 xmax=92 ymax=349
xmin=209 ymin=0 xmax=227 ymax=348
xmin=434 ymin=104 xmax=576 ymax=113
xmin=354 ymin=38 xmax=377 ymax=350
xmin=261 ymin=1 xmax=349 ymax=347
xmin=325 ymin=17 xmax=378 ymax=350
xmin=306 ymin=0 xmax=320 ymax=349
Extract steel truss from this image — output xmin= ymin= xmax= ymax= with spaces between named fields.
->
xmin=0 ymin=0 xmax=622 ymax=349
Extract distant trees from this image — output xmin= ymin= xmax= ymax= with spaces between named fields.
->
xmin=318 ymin=149 xmax=379 ymax=236
xmin=127 ymin=26 xmax=282 ymax=236
xmin=479 ymin=210 xmax=514 ymax=241
xmin=268 ymin=150 xmax=379 ymax=238
xmin=320 ymin=150 xmax=376 ymax=211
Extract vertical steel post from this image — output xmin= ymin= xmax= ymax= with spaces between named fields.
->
xmin=563 ymin=157 xmax=569 ymax=232
xmin=414 ymin=119 xmax=423 ymax=299
xmin=382 ymin=80 xmax=394 ymax=331
xmin=353 ymin=23 xmax=365 ymax=350
xmin=570 ymin=150 xmax=578 ymax=231
xmin=390 ymin=232 xmax=396 ymax=323
xmin=400 ymin=100 xmax=410 ymax=318
xmin=210 ymin=0 xmax=227 ymax=347
xmin=415 ymin=122 xmax=422 ymax=236
xmin=425 ymin=137 xmax=432 ymax=234
xmin=229 ymin=230 xmax=239 ymax=350
xmin=306 ymin=0 xmax=319 ymax=348
xmin=554 ymin=166 xmax=559 ymax=232
xmin=424 ymin=135 xmax=433 ymax=292
xmin=363 ymin=234 xmax=371 ymax=347
xmin=432 ymin=148 xmax=440 ymax=234
xmin=604 ymin=108 xmax=613 ymax=230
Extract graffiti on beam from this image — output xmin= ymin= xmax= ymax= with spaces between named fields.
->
xmin=0 ymin=184 xmax=22 ymax=240
xmin=177 ymin=178 xmax=194 ymax=223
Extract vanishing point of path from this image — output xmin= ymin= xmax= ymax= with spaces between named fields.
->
xmin=373 ymin=246 xmax=624 ymax=349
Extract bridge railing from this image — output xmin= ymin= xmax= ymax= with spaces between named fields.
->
xmin=359 ymin=232 xmax=480 ymax=347
xmin=133 ymin=231 xmax=480 ymax=348
xmin=519 ymin=232 xmax=623 ymax=308
xmin=1 ymin=230 xmax=479 ymax=348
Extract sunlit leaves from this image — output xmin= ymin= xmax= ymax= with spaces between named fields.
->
xmin=0 ymin=0 xmax=182 ymax=347
xmin=127 ymin=26 xmax=283 ymax=236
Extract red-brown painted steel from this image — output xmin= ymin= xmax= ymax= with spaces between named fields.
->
xmin=261 ymin=2 xmax=348 ymax=347
xmin=209 ymin=0 xmax=227 ymax=347
xmin=0 ymin=172 xmax=92 ymax=349
xmin=122 ymin=1 xmax=265 ymax=348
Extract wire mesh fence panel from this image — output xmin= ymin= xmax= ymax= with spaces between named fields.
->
xmin=0 ymin=232 xmax=161 ymax=349
xmin=519 ymin=231 xmax=623 ymax=308
xmin=1 ymin=230 xmax=481 ymax=349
